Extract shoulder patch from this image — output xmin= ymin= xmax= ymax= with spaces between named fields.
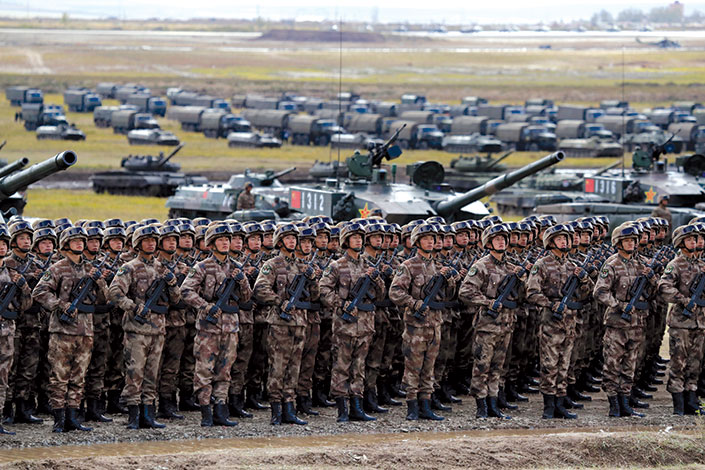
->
xmin=600 ymin=267 xmax=609 ymax=278
xmin=188 ymin=267 xmax=197 ymax=277
xmin=116 ymin=266 xmax=128 ymax=276
xmin=261 ymin=264 xmax=272 ymax=275
xmin=469 ymin=266 xmax=478 ymax=276
xmin=41 ymin=271 xmax=52 ymax=282
xmin=664 ymin=265 xmax=674 ymax=274
xmin=323 ymin=265 xmax=333 ymax=276
xmin=395 ymin=266 xmax=404 ymax=276
xmin=530 ymin=265 xmax=539 ymax=275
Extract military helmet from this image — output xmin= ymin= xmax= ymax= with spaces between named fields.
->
xmin=228 ymin=222 xmax=245 ymax=239
xmin=84 ymin=227 xmax=104 ymax=241
xmin=340 ymin=221 xmax=366 ymax=248
xmin=672 ymin=224 xmax=699 ymax=248
xmin=164 ymin=218 xmax=181 ymax=227
xmin=439 ymin=224 xmax=457 ymax=236
xmin=125 ymin=223 xmax=141 ymax=239
xmin=689 ymin=216 xmax=705 ymax=225
xmin=310 ymin=222 xmax=331 ymax=236
xmin=103 ymin=218 xmax=124 ymax=229
xmin=365 ymin=222 xmax=386 ymax=237
xmin=273 ymin=223 xmax=299 ymax=247
xmin=205 ymin=223 xmax=232 ymax=247
xmin=329 ymin=226 xmax=341 ymax=239
xmin=53 ymin=217 xmax=72 ymax=227
xmin=542 ymin=223 xmax=572 ymax=249
xmin=140 ymin=218 xmax=160 ymax=226
xmin=31 ymin=219 xmax=55 ymax=230
xmin=132 ymin=224 xmax=160 ymax=248
xmin=85 ymin=220 xmax=105 ymax=230
xmin=32 ymin=227 xmax=56 ymax=250
xmin=124 ymin=220 xmax=137 ymax=229
xmin=74 ymin=219 xmax=87 ymax=228
xmin=195 ymin=225 xmax=208 ymax=243
xmin=60 ymin=226 xmax=87 ymax=250
xmin=611 ymin=223 xmax=640 ymax=246
xmin=350 ymin=217 xmax=370 ymax=227
xmin=192 ymin=217 xmax=211 ymax=227
xmin=450 ymin=221 xmax=471 ymax=234
xmin=102 ymin=226 xmax=126 ymax=246
xmin=54 ymin=222 xmax=72 ymax=237
xmin=9 ymin=220 xmax=33 ymax=247
xmin=177 ymin=223 xmax=195 ymax=240
xmin=243 ymin=222 xmax=263 ymax=238
xmin=260 ymin=221 xmax=276 ymax=234
xmin=481 ymin=223 xmax=509 ymax=249
xmin=425 ymin=216 xmax=446 ymax=225
xmin=159 ymin=224 xmax=181 ymax=243
xmin=0 ymin=225 xmax=10 ymax=247
xmin=410 ymin=223 xmax=438 ymax=247
xmin=297 ymin=225 xmax=317 ymax=241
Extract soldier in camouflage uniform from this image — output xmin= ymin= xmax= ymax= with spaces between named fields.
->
xmin=0 ymin=225 xmax=33 ymax=435
xmin=109 ymin=224 xmax=181 ymax=430
xmin=182 ymin=223 xmax=250 ymax=427
xmin=236 ymin=183 xmax=256 ymax=210
xmin=390 ymin=223 xmax=456 ymax=421
xmin=594 ymin=223 xmax=654 ymax=418
xmin=33 ymin=226 xmax=108 ymax=433
xmin=320 ymin=222 xmax=384 ymax=422
xmin=658 ymin=224 xmax=705 ymax=415
xmin=254 ymin=223 xmax=320 ymax=425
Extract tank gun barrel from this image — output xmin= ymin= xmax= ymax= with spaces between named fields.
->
xmin=0 ymin=158 xmax=29 ymax=179
xmin=434 ymin=151 xmax=564 ymax=216
xmin=486 ymin=150 xmax=514 ymax=170
xmin=261 ymin=166 xmax=296 ymax=185
xmin=158 ymin=143 xmax=184 ymax=166
xmin=592 ymin=159 xmax=621 ymax=177
xmin=0 ymin=141 xmax=6 ymax=152
xmin=0 ymin=151 xmax=77 ymax=198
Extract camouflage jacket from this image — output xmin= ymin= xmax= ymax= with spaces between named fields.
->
xmin=320 ymin=252 xmax=385 ymax=337
xmin=4 ymin=252 xmax=42 ymax=329
xmin=658 ymin=253 xmax=705 ymax=329
xmin=91 ymin=252 xmax=124 ymax=332
xmin=108 ymin=255 xmax=181 ymax=335
xmin=459 ymin=253 xmax=522 ymax=332
xmin=236 ymin=191 xmax=255 ymax=210
xmin=593 ymin=253 xmax=653 ymax=328
xmin=390 ymin=253 xmax=451 ymax=328
xmin=33 ymin=256 xmax=108 ymax=336
xmin=650 ymin=205 xmax=672 ymax=225
xmin=182 ymin=255 xmax=251 ymax=334
xmin=0 ymin=263 xmax=32 ymax=337
xmin=254 ymin=253 xmax=320 ymax=327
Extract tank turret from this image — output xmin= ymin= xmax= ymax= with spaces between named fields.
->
xmin=121 ymin=143 xmax=184 ymax=172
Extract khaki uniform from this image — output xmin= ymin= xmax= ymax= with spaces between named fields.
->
xmin=158 ymin=258 xmax=189 ymax=398
xmin=236 ymin=191 xmax=255 ymax=210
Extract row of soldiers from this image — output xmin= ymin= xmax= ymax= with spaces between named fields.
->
xmin=0 ymin=210 xmax=703 ymax=434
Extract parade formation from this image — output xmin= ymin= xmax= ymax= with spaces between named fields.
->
xmin=0 ymin=206 xmax=703 ymax=436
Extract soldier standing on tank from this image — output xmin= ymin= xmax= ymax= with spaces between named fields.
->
xmin=0 ymin=225 xmax=33 ymax=435
xmin=594 ymin=223 xmax=653 ymax=418
xmin=182 ymin=223 xmax=250 ymax=427
xmin=651 ymin=195 xmax=672 ymax=226
xmin=33 ymin=226 xmax=108 ymax=433
xmin=390 ymin=223 xmax=456 ymax=421
xmin=236 ymin=182 xmax=256 ymax=210
xmin=658 ymin=224 xmax=705 ymax=415
xmin=109 ymin=224 xmax=181 ymax=430
xmin=254 ymin=224 xmax=320 ymax=426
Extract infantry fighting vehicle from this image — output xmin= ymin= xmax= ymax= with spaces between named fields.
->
xmin=559 ymin=136 xmax=624 ymax=157
xmin=127 ymin=129 xmax=180 ymax=146
xmin=36 ymin=123 xmax=86 ymax=141
xmin=90 ymin=144 xmax=207 ymax=197
xmin=165 ymin=167 xmax=296 ymax=219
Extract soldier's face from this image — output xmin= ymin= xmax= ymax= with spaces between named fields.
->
xmin=683 ymin=235 xmax=697 ymax=252
xmin=390 ymin=235 xmax=399 ymax=249
xmin=491 ymin=235 xmax=506 ymax=251
xmin=553 ymin=234 xmax=568 ymax=250
xmin=179 ymin=235 xmax=193 ymax=249
xmin=419 ymin=235 xmax=435 ymax=252
xmin=263 ymin=233 xmax=274 ymax=249
xmin=580 ymin=232 xmax=591 ymax=245
xmin=328 ymin=238 xmax=339 ymax=251
xmin=468 ymin=231 xmax=477 ymax=244
xmin=140 ymin=237 xmax=156 ymax=254
xmin=282 ymin=235 xmax=297 ymax=251
xmin=433 ymin=236 xmax=443 ymax=251
xmin=85 ymin=238 xmax=101 ymax=254
xmin=247 ymin=235 xmax=262 ymax=252
xmin=368 ymin=234 xmax=383 ymax=249
xmin=404 ymin=237 xmax=412 ymax=249
xmin=315 ymin=232 xmax=329 ymax=250
xmin=348 ymin=233 xmax=363 ymax=251
xmin=657 ymin=228 xmax=667 ymax=240
xmin=198 ymin=239 xmax=208 ymax=251
xmin=620 ymin=238 xmax=636 ymax=253
xmin=455 ymin=231 xmax=469 ymax=247
xmin=0 ymin=241 xmax=7 ymax=257
xmin=382 ymin=235 xmax=391 ymax=250
xmin=640 ymin=232 xmax=648 ymax=246
xmin=37 ymin=239 xmax=54 ymax=255
xmin=15 ymin=233 xmax=31 ymax=251
xmin=108 ymin=238 xmax=123 ymax=253
xmin=697 ymin=235 xmax=704 ymax=251
xmin=230 ymin=235 xmax=243 ymax=252
xmin=572 ymin=233 xmax=580 ymax=246
xmin=509 ymin=233 xmax=519 ymax=246
xmin=214 ymin=236 xmax=230 ymax=253
xmin=69 ymin=239 xmax=85 ymax=253
xmin=519 ymin=233 xmax=529 ymax=247
xmin=161 ymin=236 xmax=178 ymax=253
xmin=299 ymin=238 xmax=313 ymax=255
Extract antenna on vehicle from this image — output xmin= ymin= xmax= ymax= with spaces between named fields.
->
xmin=335 ymin=17 xmax=343 ymax=190
xmin=621 ymin=45 xmax=626 ymax=178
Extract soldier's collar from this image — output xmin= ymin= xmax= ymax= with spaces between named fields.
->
xmin=139 ymin=255 xmax=155 ymax=264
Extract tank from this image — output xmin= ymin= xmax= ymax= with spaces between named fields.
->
xmin=90 ymin=144 xmax=208 ymax=197
xmin=559 ymin=136 xmax=624 ymax=157
xmin=0 ymin=158 xmax=29 ymax=180
xmin=288 ymin=127 xmax=565 ymax=223
xmin=165 ymin=167 xmax=296 ymax=219
xmin=0 ymin=151 xmax=77 ymax=214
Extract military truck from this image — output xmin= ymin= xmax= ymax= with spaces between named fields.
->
xmin=93 ymin=106 xmax=119 ymax=128
xmin=125 ymin=94 xmax=167 ymax=117
xmin=19 ymin=104 xmax=68 ymax=131
xmin=343 ymin=113 xmax=383 ymax=136
xmin=622 ymin=130 xmax=686 ymax=154
xmin=96 ymin=82 xmax=118 ymax=99
xmin=477 ymin=104 xmax=525 ymax=121
xmin=648 ymin=108 xmax=680 ymax=129
xmin=227 ymin=132 xmax=281 ymax=148
xmin=495 ymin=122 xmax=558 ymax=151
xmin=112 ymin=110 xmax=160 ymax=134
xmin=595 ymin=115 xmax=643 ymax=138
xmin=555 ymin=105 xmax=604 ymax=122
xmin=668 ymin=122 xmax=704 ymax=151
xmin=388 ymin=120 xmax=443 ymax=149
xmin=450 ymin=116 xmax=489 ymax=135
xmin=559 ymin=136 xmax=624 ymax=157
xmin=63 ymin=88 xmax=102 ymax=112
xmin=241 ymin=109 xmax=295 ymax=140
xmin=202 ymin=112 xmax=251 ymax=138
xmin=462 ymin=96 xmax=488 ymax=106
xmin=556 ymin=120 xmax=613 ymax=140
xmin=6 ymin=86 xmax=43 ymax=107
xmin=398 ymin=110 xmax=435 ymax=124
xmin=288 ymin=115 xmax=341 ymax=146
xmin=171 ymin=106 xmax=214 ymax=131
xmin=244 ymin=95 xmax=279 ymax=110
xmin=168 ymin=89 xmax=229 ymax=111
xmin=115 ymin=84 xmax=150 ymax=104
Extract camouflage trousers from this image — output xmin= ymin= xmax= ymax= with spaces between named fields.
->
xmin=104 ymin=310 xmax=125 ymax=392
xmin=567 ymin=320 xmax=586 ymax=386
xmin=121 ymin=332 xmax=164 ymax=406
xmin=158 ymin=325 xmax=185 ymax=397
xmin=246 ymin=322 xmax=269 ymax=395
xmin=381 ymin=315 xmax=401 ymax=380
xmin=194 ymin=329 xmax=238 ymax=405
xmin=11 ymin=327 xmax=41 ymax=401
xmin=667 ymin=327 xmax=705 ymax=394
xmin=601 ymin=326 xmax=644 ymax=396
xmin=470 ymin=328 xmax=512 ymax=399
xmin=48 ymin=333 xmax=93 ymax=409
xmin=35 ymin=326 xmax=50 ymax=400
xmin=297 ymin=322 xmax=320 ymax=396
xmin=0 ymin=333 xmax=14 ymax=408
xmin=402 ymin=323 xmax=441 ymax=401
xmin=229 ymin=323 xmax=253 ymax=396
xmin=434 ymin=319 xmax=458 ymax=388
xmin=452 ymin=312 xmax=476 ymax=383
xmin=539 ymin=316 xmax=576 ymax=396
xmin=331 ymin=332 xmax=371 ymax=398
xmin=313 ymin=318 xmax=332 ymax=391
xmin=506 ymin=314 xmax=529 ymax=383
xmin=178 ymin=321 xmax=197 ymax=399
xmin=266 ymin=324 xmax=305 ymax=403
xmin=84 ymin=323 xmax=110 ymax=400
xmin=365 ymin=316 xmax=388 ymax=390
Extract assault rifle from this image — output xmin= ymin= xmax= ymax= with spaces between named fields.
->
xmin=0 ymin=258 xmax=33 ymax=320
xmin=681 ymin=267 xmax=705 ymax=318
xmin=281 ymin=250 xmax=320 ymax=321
xmin=621 ymin=247 xmax=669 ymax=321
xmin=134 ymin=255 xmax=182 ymax=327
xmin=486 ymin=250 xmax=545 ymax=320
xmin=204 ymin=255 xmax=250 ymax=325
xmin=60 ymin=256 xmax=109 ymax=324
xmin=552 ymin=249 xmax=600 ymax=321
xmin=341 ymin=254 xmax=385 ymax=323
xmin=413 ymin=252 xmax=463 ymax=321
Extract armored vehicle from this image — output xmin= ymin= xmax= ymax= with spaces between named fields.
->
xmin=622 ymin=130 xmax=685 ymax=153
xmin=127 ymin=129 xmax=179 ymax=146
xmin=309 ymin=160 xmax=348 ymax=181
xmin=330 ymin=133 xmax=382 ymax=150
xmin=495 ymin=122 xmax=557 ymax=151
xmin=388 ymin=120 xmax=443 ymax=150
xmin=36 ymin=123 xmax=86 ymax=141
xmin=442 ymin=134 xmax=503 ymax=153
xmin=227 ymin=132 xmax=281 ymax=148
xmin=559 ymin=136 xmax=624 ymax=157
xmin=90 ymin=144 xmax=207 ymax=197
xmin=19 ymin=104 xmax=68 ymax=131
xmin=165 ymin=167 xmax=296 ymax=219
xmin=112 ymin=110 xmax=159 ymax=134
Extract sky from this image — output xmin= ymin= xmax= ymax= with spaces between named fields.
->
xmin=1 ymin=0 xmax=703 ymax=24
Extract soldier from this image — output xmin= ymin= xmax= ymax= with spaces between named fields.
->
xmin=236 ymin=183 xmax=256 ymax=210
xmin=0 ymin=225 xmax=33 ymax=435
xmin=594 ymin=223 xmax=653 ymax=418
xmin=109 ymin=224 xmax=181 ymax=430
xmin=651 ymin=195 xmax=672 ymax=226
xmin=254 ymin=223 xmax=320 ymax=425
xmin=33 ymin=226 xmax=108 ymax=433
xmin=527 ymin=224 xmax=591 ymax=420
xmin=658 ymin=224 xmax=705 ymax=415
xmin=390 ymin=223 xmax=456 ymax=421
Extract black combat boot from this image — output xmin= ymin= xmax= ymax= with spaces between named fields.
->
xmin=631 ymin=386 xmax=652 ymax=400
xmin=270 ymin=402 xmax=282 ymax=425
xmin=607 ymin=395 xmax=621 ymax=417
xmin=349 ymin=396 xmax=376 ymax=422
xmin=296 ymin=393 xmax=319 ymax=416
xmin=430 ymin=391 xmax=451 ymax=411
xmin=541 ymin=394 xmax=555 ymax=419
xmin=584 ymin=372 xmax=602 ymax=385
xmin=618 ymin=393 xmax=644 ymax=418
xmin=672 ymin=392 xmax=685 ymax=416
xmin=52 ymin=408 xmax=65 ymax=433
xmin=229 ymin=393 xmax=252 ymax=418
xmin=0 ymin=423 xmax=14 ymax=435
xmin=389 ymin=380 xmax=407 ymax=398
xmin=14 ymin=398 xmax=43 ymax=424
xmin=475 ymin=397 xmax=488 ymax=418
xmin=568 ymin=384 xmax=591 ymax=402
xmin=64 ymin=408 xmax=92 ymax=432
xmin=126 ymin=405 xmax=139 ymax=429
xmin=419 ymin=398 xmax=444 ymax=421
xmin=377 ymin=378 xmax=401 ymax=407
xmin=157 ymin=395 xmax=183 ymax=420
xmin=519 ymin=377 xmax=539 ymax=394
xmin=282 ymin=401 xmax=307 ymax=425
xmin=554 ymin=397 xmax=577 ymax=419
xmin=406 ymin=400 xmax=420 ymax=421
xmin=312 ymin=385 xmax=335 ymax=408
xmin=85 ymin=397 xmax=112 ymax=422
xmin=487 ymin=397 xmax=510 ymax=419
xmin=200 ymin=405 xmax=213 ymax=427
xmin=562 ymin=395 xmax=584 ymax=410
xmin=335 ymin=397 xmax=349 ymax=423
xmin=685 ymin=391 xmax=704 ymax=415
xmin=506 ymin=381 xmax=528 ymax=402
xmin=363 ymin=389 xmax=388 ymax=413
xmin=497 ymin=387 xmax=518 ymax=410
xmin=140 ymin=404 xmax=166 ymax=429
xmin=3 ymin=401 xmax=13 ymax=424
xmin=37 ymin=391 xmax=51 ymax=415
xmin=439 ymin=382 xmax=462 ymax=404
xmin=179 ymin=391 xmax=200 ymax=411
xmin=629 ymin=393 xmax=649 ymax=409
xmin=107 ymin=390 xmax=128 ymax=414
xmin=245 ymin=387 xmax=269 ymax=410
xmin=213 ymin=403 xmax=237 ymax=426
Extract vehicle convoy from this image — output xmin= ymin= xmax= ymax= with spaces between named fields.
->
xmin=387 ymin=120 xmax=444 ymax=149
xmin=125 ymin=94 xmax=167 ymax=117
xmin=63 ymin=88 xmax=102 ymax=112
xmin=90 ymin=144 xmax=207 ymax=197
xmin=19 ymin=104 xmax=69 ymax=131
xmin=288 ymin=127 xmax=565 ymax=223
xmin=227 ymin=132 xmax=281 ymax=148
xmin=36 ymin=123 xmax=86 ymax=141
xmin=288 ymin=115 xmax=341 ymax=146
xmin=127 ymin=129 xmax=180 ymax=146
xmin=495 ymin=122 xmax=558 ymax=151
xmin=558 ymin=136 xmax=624 ymax=158
xmin=441 ymin=134 xmax=503 ymax=153
xmin=111 ymin=110 xmax=160 ymax=134
xmin=241 ymin=109 xmax=294 ymax=140
xmin=169 ymin=106 xmax=251 ymax=137
xmin=5 ymin=86 xmax=43 ymax=106
xmin=165 ymin=167 xmax=296 ymax=219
